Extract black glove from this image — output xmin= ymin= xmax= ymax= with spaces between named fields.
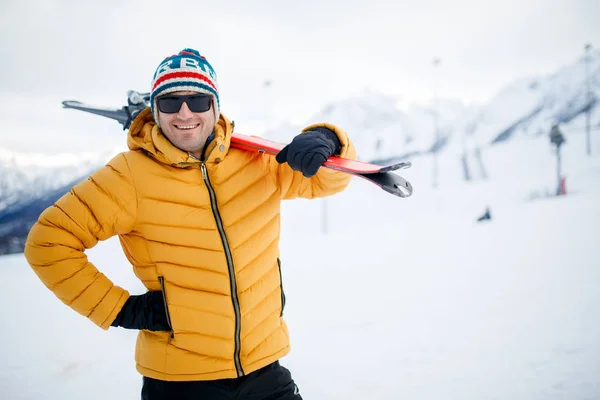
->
xmin=275 ymin=127 xmax=342 ymax=178
xmin=111 ymin=291 xmax=170 ymax=331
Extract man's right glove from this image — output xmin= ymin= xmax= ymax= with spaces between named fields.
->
xmin=111 ymin=291 xmax=170 ymax=331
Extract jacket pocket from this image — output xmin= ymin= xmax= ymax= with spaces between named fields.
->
xmin=277 ymin=258 xmax=286 ymax=316
xmin=158 ymin=276 xmax=175 ymax=339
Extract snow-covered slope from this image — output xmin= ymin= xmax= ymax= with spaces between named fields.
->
xmin=264 ymin=91 xmax=472 ymax=162
xmin=264 ymin=50 xmax=599 ymax=165
xmin=464 ymin=49 xmax=600 ymax=147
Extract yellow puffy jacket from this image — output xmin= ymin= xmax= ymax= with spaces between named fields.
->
xmin=24 ymin=108 xmax=356 ymax=381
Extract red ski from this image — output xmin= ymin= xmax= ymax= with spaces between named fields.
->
xmin=62 ymin=96 xmax=413 ymax=198
xmin=231 ymin=132 xmax=412 ymax=197
xmin=231 ymin=133 xmax=411 ymax=174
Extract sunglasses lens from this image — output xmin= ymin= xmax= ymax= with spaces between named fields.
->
xmin=157 ymin=97 xmax=184 ymax=113
xmin=187 ymin=95 xmax=212 ymax=113
xmin=157 ymin=95 xmax=212 ymax=114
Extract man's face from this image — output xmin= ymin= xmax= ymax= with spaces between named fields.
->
xmin=157 ymin=91 xmax=216 ymax=157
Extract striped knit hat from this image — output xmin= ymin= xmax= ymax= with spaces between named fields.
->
xmin=150 ymin=48 xmax=220 ymax=127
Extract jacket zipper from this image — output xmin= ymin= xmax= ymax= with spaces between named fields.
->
xmin=158 ymin=276 xmax=175 ymax=339
xmin=200 ymin=162 xmax=244 ymax=377
xmin=277 ymin=258 xmax=286 ymax=316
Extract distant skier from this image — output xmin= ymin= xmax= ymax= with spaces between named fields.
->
xmin=477 ymin=206 xmax=492 ymax=222
xmin=24 ymin=48 xmax=356 ymax=399
xmin=549 ymin=123 xmax=565 ymax=147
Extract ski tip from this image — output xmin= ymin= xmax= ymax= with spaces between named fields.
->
xmin=385 ymin=179 xmax=413 ymax=198
xmin=357 ymin=170 xmax=414 ymax=198
xmin=62 ymin=100 xmax=83 ymax=108
xmin=380 ymin=161 xmax=412 ymax=173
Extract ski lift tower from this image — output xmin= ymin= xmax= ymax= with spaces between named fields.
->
xmin=549 ymin=124 xmax=566 ymax=195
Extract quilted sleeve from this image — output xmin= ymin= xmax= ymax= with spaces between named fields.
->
xmin=24 ymin=153 xmax=137 ymax=330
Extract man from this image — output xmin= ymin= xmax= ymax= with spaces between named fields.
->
xmin=24 ymin=48 xmax=356 ymax=399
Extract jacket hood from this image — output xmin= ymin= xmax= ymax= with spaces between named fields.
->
xmin=127 ymin=107 xmax=233 ymax=166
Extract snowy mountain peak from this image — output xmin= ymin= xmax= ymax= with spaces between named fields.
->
xmin=0 ymin=146 xmax=122 ymax=170
xmin=310 ymin=90 xmax=404 ymax=126
xmin=464 ymin=49 xmax=600 ymax=147
xmin=0 ymin=145 xmax=126 ymax=213
xmin=302 ymin=90 xmax=473 ymax=160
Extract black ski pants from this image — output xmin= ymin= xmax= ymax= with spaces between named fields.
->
xmin=141 ymin=361 xmax=303 ymax=400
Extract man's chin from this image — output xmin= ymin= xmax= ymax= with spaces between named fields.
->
xmin=177 ymin=140 xmax=205 ymax=155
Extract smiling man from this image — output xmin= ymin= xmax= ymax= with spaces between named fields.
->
xmin=24 ymin=48 xmax=356 ymax=399
xmin=154 ymin=91 xmax=215 ymax=158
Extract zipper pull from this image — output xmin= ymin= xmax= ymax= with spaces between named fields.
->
xmin=200 ymin=161 xmax=208 ymax=180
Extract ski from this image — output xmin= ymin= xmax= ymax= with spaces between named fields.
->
xmin=230 ymin=133 xmax=412 ymax=174
xmin=62 ymin=92 xmax=413 ymax=198
xmin=230 ymin=133 xmax=412 ymax=197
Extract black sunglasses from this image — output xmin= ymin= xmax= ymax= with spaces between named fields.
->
xmin=156 ymin=94 xmax=212 ymax=114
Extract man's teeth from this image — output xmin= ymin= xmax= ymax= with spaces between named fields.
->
xmin=175 ymin=124 xmax=200 ymax=130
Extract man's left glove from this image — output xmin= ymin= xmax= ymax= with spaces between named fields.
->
xmin=275 ymin=127 xmax=342 ymax=177
xmin=110 ymin=291 xmax=170 ymax=331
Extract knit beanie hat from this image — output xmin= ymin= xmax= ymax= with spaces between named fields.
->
xmin=150 ymin=48 xmax=220 ymax=127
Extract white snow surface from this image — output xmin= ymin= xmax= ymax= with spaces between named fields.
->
xmin=1 ymin=118 xmax=600 ymax=399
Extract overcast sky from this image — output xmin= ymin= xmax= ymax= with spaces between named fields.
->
xmin=0 ymin=0 xmax=598 ymax=154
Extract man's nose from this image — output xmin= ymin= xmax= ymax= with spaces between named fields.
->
xmin=177 ymin=101 xmax=194 ymax=118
